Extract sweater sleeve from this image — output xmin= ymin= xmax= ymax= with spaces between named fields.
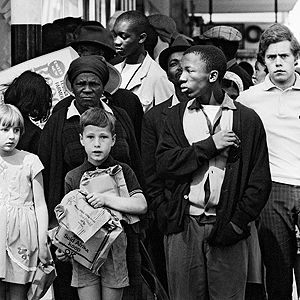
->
xmin=231 ymin=110 xmax=272 ymax=230
xmin=156 ymin=107 xmax=219 ymax=179
xmin=141 ymin=110 xmax=166 ymax=211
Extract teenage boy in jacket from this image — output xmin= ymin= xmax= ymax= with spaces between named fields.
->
xmin=155 ymin=45 xmax=271 ymax=300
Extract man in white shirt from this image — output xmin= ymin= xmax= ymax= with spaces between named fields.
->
xmin=155 ymin=45 xmax=271 ymax=300
xmin=112 ymin=10 xmax=174 ymax=112
xmin=237 ymin=23 xmax=300 ymax=300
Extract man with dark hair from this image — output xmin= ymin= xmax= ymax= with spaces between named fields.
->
xmin=155 ymin=45 xmax=271 ymax=300
xmin=200 ymin=25 xmax=253 ymax=90
xmin=141 ymin=35 xmax=191 ymax=292
xmin=252 ymin=53 xmax=268 ymax=85
xmin=238 ymin=23 xmax=300 ymax=300
xmin=112 ymin=10 xmax=174 ymax=112
xmin=52 ymin=21 xmax=144 ymax=146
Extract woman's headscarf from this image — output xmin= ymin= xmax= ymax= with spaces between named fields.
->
xmin=67 ymin=55 xmax=109 ymax=86
xmin=65 ymin=55 xmax=121 ymax=95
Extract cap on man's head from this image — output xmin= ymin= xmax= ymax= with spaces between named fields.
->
xmin=159 ymin=36 xmax=191 ymax=71
xmin=148 ymin=14 xmax=178 ymax=44
xmin=200 ymin=25 xmax=242 ymax=42
xmin=69 ymin=24 xmax=116 ymax=59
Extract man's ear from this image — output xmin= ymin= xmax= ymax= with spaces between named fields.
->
xmin=139 ymin=32 xmax=147 ymax=44
xmin=209 ymin=70 xmax=219 ymax=83
xmin=79 ymin=133 xmax=84 ymax=146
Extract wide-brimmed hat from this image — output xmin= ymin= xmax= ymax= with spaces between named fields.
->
xmin=199 ymin=26 xmax=242 ymax=42
xmin=64 ymin=55 xmax=121 ymax=95
xmin=159 ymin=35 xmax=191 ymax=71
xmin=68 ymin=24 xmax=116 ymax=59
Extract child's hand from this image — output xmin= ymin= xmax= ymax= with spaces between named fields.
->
xmin=38 ymin=243 xmax=51 ymax=265
xmin=86 ymin=192 xmax=107 ymax=208
xmin=55 ymin=248 xmax=70 ymax=262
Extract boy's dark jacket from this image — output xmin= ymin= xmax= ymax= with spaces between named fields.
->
xmin=155 ymin=100 xmax=272 ymax=246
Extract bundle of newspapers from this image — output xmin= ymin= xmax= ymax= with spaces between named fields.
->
xmin=52 ymin=165 xmax=139 ymax=275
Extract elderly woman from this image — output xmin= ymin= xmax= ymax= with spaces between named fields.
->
xmin=38 ymin=55 xmax=144 ymax=300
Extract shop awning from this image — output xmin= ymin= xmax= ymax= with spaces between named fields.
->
xmin=188 ymin=0 xmax=297 ymax=14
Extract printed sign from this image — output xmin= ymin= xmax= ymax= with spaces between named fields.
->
xmin=52 ymin=225 xmax=122 ymax=275
xmin=0 ymin=46 xmax=79 ymax=107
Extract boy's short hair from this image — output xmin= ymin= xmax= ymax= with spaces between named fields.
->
xmin=259 ymin=23 xmax=300 ymax=60
xmin=184 ymin=45 xmax=227 ymax=81
xmin=0 ymin=104 xmax=24 ymax=135
xmin=80 ymin=107 xmax=116 ymax=135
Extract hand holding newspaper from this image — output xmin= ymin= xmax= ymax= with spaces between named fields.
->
xmin=52 ymin=165 xmax=139 ymax=274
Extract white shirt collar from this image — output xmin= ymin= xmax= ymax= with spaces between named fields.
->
xmin=66 ymin=99 xmax=113 ymax=119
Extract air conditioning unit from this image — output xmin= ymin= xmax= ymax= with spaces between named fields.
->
xmin=244 ymin=23 xmax=272 ymax=50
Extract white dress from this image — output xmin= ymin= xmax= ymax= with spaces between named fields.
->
xmin=0 ymin=151 xmax=43 ymax=284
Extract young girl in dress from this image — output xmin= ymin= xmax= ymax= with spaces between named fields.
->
xmin=0 ymin=104 xmax=49 ymax=300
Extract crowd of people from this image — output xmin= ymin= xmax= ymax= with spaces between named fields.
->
xmin=0 ymin=9 xmax=299 ymax=300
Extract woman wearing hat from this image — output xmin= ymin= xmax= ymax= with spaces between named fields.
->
xmin=66 ymin=22 xmax=144 ymax=147
xmin=38 ymin=55 xmax=144 ymax=300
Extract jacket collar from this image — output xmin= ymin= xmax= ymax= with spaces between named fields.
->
xmin=124 ymin=52 xmax=154 ymax=90
xmin=188 ymin=93 xmax=237 ymax=110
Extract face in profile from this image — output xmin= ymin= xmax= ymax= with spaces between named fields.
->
xmin=167 ymin=51 xmax=185 ymax=86
xmin=264 ymin=40 xmax=296 ymax=88
xmin=112 ymin=20 xmax=142 ymax=58
xmin=252 ymin=61 xmax=267 ymax=85
xmin=179 ymin=52 xmax=211 ymax=99
xmin=222 ymin=79 xmax=240 ymax=100
xmin=72 ymin=72 xmax=104 ymax=112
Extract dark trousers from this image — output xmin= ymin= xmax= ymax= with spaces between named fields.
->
xmin=50 ymin=245 xmax=79 ymax=300
xmin=164 ymin=216 xmax=248 ymax=300
xmin=258 ymin=181 xmax=300 ymax=300
xmin=145 ymin=219 xmax=168 ymax=292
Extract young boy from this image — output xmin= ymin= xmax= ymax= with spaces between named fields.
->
xmin=56 ymin=107 xmax=147 ymax=300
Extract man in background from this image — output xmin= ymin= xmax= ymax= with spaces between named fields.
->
xmin=238 ymin=23 xmax=300 ymax=300
xmin=200 ymin=25 xmax=253 ymax=90
xmin=112 ymin=10 xmax=174 ymax=112
xmin=141 ymin=35 xmax=191 ymax=292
